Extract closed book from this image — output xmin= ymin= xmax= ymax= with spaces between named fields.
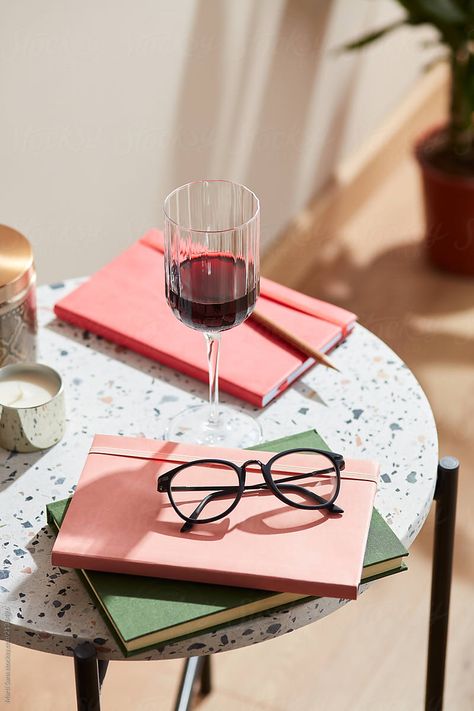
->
xmin=47 ymin=430 xmax=407 ymax=657
xmin=51 ymin=432 xmax=380 ymax=599
xmin=54 ymin=230 xmax=356 ymax=407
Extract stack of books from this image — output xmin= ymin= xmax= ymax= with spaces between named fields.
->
xmin=47 ymin=429 xmax=407 ymax=657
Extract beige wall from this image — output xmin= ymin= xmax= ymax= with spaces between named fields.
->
xmin=0 ymin=0 xmax=434 ymax=285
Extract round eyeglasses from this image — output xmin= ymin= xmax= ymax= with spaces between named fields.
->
xmin=157 ymin=448 xmax=345 ymax=533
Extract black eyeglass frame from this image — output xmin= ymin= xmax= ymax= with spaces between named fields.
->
xmin=157 ymin=448 xmax=345 ymax=532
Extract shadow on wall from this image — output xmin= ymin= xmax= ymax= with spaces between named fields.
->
xmin=164 ymin=0 xmax=226 ymax=192
xmin=244 ymin=0 xmax=361 ymax=237
xmin=164 ymin=0 xmax=365 ymax=249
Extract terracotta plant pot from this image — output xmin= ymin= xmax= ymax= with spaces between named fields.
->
xmin=415 ymin=127 xmax=474 ymax=276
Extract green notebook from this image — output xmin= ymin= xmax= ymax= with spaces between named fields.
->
xmin=46 ymin=430 xmax=408 ymax=657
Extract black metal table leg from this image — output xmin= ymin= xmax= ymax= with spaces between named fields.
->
xmin=425 ymin=456 xmax=459 ymax=711
xmin=174 ymin=655 xmax=213 ymax=711
xmin=74 ymin=641 xmax=101 ymax=711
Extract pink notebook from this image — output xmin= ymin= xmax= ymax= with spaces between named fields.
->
xmin=51 ymin=435 xmax=379 ymax=599
xmin=54 ymin=230 xmax=356 ymax=407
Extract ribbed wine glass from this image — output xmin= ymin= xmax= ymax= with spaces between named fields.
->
xmin=163 ymin=179 xmax=262 ymax=447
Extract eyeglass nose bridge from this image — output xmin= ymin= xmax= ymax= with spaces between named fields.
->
xmin=241 ymin=459 xmax=265 ymax=472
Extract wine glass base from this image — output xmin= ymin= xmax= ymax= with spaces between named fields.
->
xmin=164 ymin=403 xmax=263 ymax=448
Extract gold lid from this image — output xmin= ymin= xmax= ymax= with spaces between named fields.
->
xmin=0 ymin=225 xmax=35 ymax=303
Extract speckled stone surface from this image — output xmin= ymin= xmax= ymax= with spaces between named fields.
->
xmin=0 ymin=279 xmax=438 ymax=660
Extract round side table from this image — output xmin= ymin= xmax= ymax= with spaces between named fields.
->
xmin=0 ymin=279 xmax=438 ymax=685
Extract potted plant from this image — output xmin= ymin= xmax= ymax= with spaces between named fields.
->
xmin=343 ymin=1 xmax=474 ymax=276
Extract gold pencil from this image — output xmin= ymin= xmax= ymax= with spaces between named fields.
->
xmin=250 ymin=308 xmax=340 ymax=373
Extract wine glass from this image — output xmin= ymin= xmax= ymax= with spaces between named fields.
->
xmin=163 ymin=179 xmax=262 ymax=447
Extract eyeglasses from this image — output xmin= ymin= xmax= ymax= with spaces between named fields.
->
xmin=157 ymin=448 xmax=345 ymax=533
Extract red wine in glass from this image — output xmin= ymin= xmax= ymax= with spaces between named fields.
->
xmin=167 ymin=254 xmax=257 ymax=332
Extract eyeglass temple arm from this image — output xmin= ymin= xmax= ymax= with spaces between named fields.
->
xmin=242 ymin=474 xmax=343 ymax=513
xmin=180 ymin=482 xmax=343 ymax=533
xmin=269 ymin=467 xmax=336 ymax=486
xmin=180 ymin=488 xmax=238 ymax=533
xmin=277 ymin=484 xmax=343 ymax=514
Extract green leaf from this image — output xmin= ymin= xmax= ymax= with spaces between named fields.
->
xmin=337 ymin=19 xmax=406 ymax=52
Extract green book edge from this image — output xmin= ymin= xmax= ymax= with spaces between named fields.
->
xmin=46 ymin=429 xmax=408 ymax=657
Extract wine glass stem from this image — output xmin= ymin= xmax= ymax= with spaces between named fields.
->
xmin=204 ymin=332 xmax=221 ymax=424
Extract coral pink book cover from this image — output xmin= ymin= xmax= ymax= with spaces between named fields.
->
xmin=54 ymin=230 xmax=356 ymax=407
xmin=51 ymin=435 xmax=379 ymax=599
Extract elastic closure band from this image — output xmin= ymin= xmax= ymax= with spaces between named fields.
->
xmin=89 ymin=445 xmax=378 ymax=484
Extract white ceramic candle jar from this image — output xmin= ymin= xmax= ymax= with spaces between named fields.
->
xmin=0 ymin=363 xmax=65 ymax=452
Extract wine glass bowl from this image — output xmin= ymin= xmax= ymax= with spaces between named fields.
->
xmin=163 ymin=180 xmax=262 ymax=447
xmin=166 ymin=251 xmax=258 ymax=332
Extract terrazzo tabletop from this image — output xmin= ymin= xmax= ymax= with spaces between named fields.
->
xmin=0 ymin=279 xmax=438 ymax=661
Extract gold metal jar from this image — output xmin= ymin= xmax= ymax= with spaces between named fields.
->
xmin=0 ymin=226 xmax=37 ymax=366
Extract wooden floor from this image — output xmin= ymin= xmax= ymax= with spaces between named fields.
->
xmin=2 ymin=157 xmax=473 ymax=710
